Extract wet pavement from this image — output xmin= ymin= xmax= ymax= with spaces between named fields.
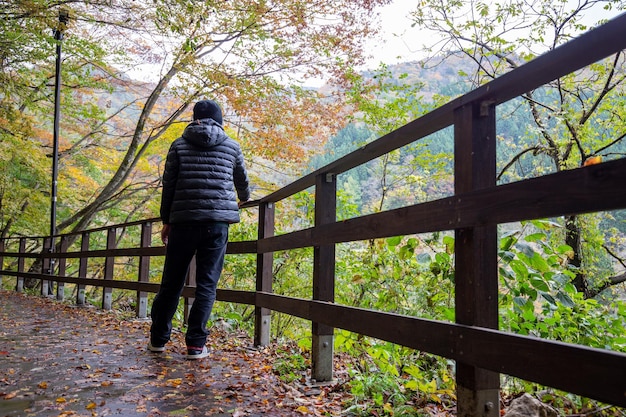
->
xmin=0 ymin=290 xmax=323 ymax=417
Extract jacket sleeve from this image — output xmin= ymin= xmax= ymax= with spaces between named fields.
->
xmin=160 ymin=142 xmax=180 ymax=224
xmin=233 ymin=144 xmax=251 ymax=202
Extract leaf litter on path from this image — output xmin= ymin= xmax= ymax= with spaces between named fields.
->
xmin=0 ymin=291 xmax=346 ymax=416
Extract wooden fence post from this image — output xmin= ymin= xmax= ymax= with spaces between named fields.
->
xmin=254 ymin=202 xmax=275 ymax=346
xmin=137 ymin=222 xmax=152 ymax=318
xmin=17 ymin=238 xmax=25 ymax=292
xmin=102 ymin=227 xmax=116 ymax=310
xmin=56 ymin=235 xmax=69 ymax=301
xmin=42 ymin=237 xmax=52 ymax=297
xmin=0 ymin=239 xmax=4 ymax=288
xmin=311 ymin=173 xmax=336 ymax=382
xmin=454 ymin=101 xmax=500 ymax=417
xmin=77 ymin=232 xmax=89 ymax=305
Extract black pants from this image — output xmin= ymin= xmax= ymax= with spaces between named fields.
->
xmin=150 ymin=222 xmax=229 ymax=348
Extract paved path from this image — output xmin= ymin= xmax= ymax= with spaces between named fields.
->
xmin=0 ymin=291 xmax=322 ymax=417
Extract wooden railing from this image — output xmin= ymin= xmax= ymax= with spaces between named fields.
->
xmin=2 ymin=13 xmax=626 ymax=416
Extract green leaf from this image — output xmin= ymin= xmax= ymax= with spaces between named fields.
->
xmin=530 ymin=219 xmax=562 ymax=230
xmin=405 ymin=379 xmax=419 ymax=390
xmin=613 ymin=337 xmax=626 ymax=346
xmin=529 ymin=253 xmax=551 ymax=273
xmin=513 ymin=296 xmax=527 ymax=307
xmin=442 ymin=235 xmax=455 ymax=252
xmin=404 ymin=365 xmax=422 ymax=378
xmin=435 ymin=252 xmax=450 ymax=266
xmin=499 ymin=250 xmax=515 ymax=262
xmin=515 ymin=242 xmax=535 ymax=258
xmin=387 ymin=236 xmax=402 ymax=247
xmin=556 ymin=244 xmax=574 ymax=257
xmin=563 ymin=283 xmax=578 ymax=294
xmin=442 ymin=307 xmax=455 ymax=321
xmin=557 ymin=291 xmax=575 ymax=307
xmin=500 ymin=266 xmax=515 ymax=280
xmin=530 ymin=276 xmax=550 ymax=292
xmin=522 ymin=308 xmax=536 ymax=321
xmin=552 ymin=273 xmax=570 ymax=285
xmin=500 ymin=236 xmax=513 ymax=251
xmin=541 ymin=292 xmax=557 ymax=305
xmin=510 ymin=260 xmax=529 ymax=279
xmin=524 ymin=232 xmax=546 ymax=242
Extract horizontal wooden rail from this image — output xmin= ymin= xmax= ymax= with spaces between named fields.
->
xmin=0 ymin=240 xmax=257 ymax=260
xmin=0 ymin=270 xmax=161 ymax=293
xmin=0 ymin=269 xmax=256 ymax=308
xmin=258 ymin=158 xmax=626 ymax=252
xmin=254 ymin=292 xmax=626 ymax=407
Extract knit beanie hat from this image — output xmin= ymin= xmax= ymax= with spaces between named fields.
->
xmin=193 ymin=99 xmax=223 ymax=124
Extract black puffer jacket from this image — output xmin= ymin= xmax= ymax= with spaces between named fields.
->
xmin=160 ymin=119 xmax=250 ymax=225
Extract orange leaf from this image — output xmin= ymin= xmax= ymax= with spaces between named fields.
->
xmin=166 ymin=378 xmax=182 ymax=387
xmin=4 ymin=391 xmax=17 ymax=400
xmin=583 ymin=156 xmax=602 ymax=166
xmin=38 ymin=381 xmax=48 ymax=389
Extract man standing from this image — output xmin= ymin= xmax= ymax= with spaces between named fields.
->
xmin=149 ymin=99 xmax=250 ymax=359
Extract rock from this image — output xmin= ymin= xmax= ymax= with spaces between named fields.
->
xmin=504 ymin=393 xmax=559 ymax=417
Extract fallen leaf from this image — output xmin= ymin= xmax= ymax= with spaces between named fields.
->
xmin=38 ymin=381 xmax=48 ymax=389
xmin=3 ymin=391 xmax=18 ymax=400
xmin=86 ymin=401 xmax=97 ymax=409
xmin=296 ymin=405 xmax=310 ymax=414
xmin=166 ymin=378 xmax=182 ymax=387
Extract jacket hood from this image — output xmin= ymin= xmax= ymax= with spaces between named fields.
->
xmin=182 ymin=119 xmax=228 ymax=149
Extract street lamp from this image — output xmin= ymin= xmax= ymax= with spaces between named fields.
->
xmin=48 ymin=8 xmax=70 ymax=296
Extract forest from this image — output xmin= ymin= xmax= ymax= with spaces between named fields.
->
xmin=1 ymin=0 xmax=626 ymax=415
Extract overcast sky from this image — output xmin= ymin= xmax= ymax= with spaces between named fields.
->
xmin=364 ymin=0 xmax=424 ymax=68
xmin=363 ymin=0 xmax=625 ymax=70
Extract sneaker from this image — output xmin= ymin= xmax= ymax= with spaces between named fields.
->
xmin=147 ymin=341 xmax=165 ymax=353
xmin=185 ymin=345 xmax=209 ymax=360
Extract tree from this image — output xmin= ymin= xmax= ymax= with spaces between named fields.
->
xmin=0 ymin=0 xmax=117 ymax=237
xmin=409 ymin=0 xmax=626 ymax=297
xmin=0 ymin=0 xmax=391 ymax=239
xmin=340 ymin=64 xmax=455 ymax=215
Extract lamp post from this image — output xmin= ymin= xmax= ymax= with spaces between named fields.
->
xmin=48 ymin=8 xmax=70 ymax=295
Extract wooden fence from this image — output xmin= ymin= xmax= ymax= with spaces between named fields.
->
xmin=2 ymin=13 xmax=626 ymax=416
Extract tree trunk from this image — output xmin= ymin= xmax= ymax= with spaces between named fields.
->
xmin=565 ymin=214 xmax=591 ymax=298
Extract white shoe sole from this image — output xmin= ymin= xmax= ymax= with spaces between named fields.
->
xmin=185 ymin=346 xmax=209 ymax=359
xmin=147 ymin=342 xmax=165 ymax=353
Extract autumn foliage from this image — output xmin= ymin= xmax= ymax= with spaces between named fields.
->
xmin=0 ymin=0 xmax=391 ymax=237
